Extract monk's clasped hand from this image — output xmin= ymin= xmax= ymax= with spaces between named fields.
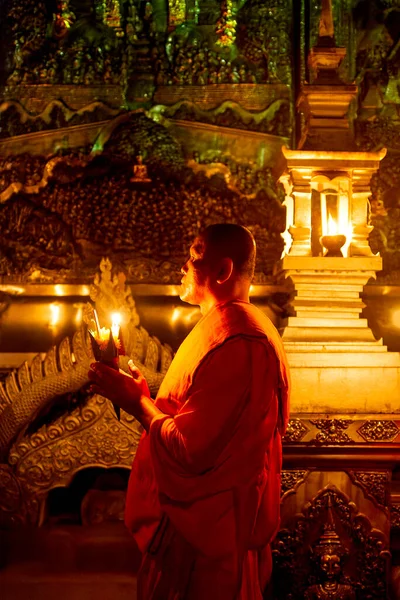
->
xmin=88 ymin=361 xmax=147 ymax=417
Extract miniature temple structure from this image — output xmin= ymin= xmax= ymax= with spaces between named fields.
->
xmin=278 ymin=8 xmax=400 ymax=415
xmin=273 ymin=4 xmax=399 ymax=597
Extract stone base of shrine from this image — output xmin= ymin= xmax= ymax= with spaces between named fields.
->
xmin=286 ymin=347 xmax=400 ymax=413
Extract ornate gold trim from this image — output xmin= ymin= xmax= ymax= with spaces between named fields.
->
xmin=2 ymin=394 xmax=142 ymax=526
xmin=283 ymin=418 xmax=309 ymax=442
xmin=281 ymin=469 xmax=309 ymax=498
xmin=9 ymin=395 xmax=142 ymax=493
xmin=310 ymin=419 xmax=354 ymax=444
xmin=348 ymin=470 xmax=390 ymax=509
xmin=357 ymin=420 xmax=399 ymax=442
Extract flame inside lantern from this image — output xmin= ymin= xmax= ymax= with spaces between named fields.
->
xmin=327 ymin=213 xmax=338 ymax=236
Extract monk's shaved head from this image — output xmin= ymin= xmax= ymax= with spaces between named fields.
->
xmin=201 ymin=223 xmax=256 ymax=281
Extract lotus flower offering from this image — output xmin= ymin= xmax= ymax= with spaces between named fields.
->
xmin=83 ymin=304 xmax=124 ymax=420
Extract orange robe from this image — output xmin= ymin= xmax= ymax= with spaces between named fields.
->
xmin=125 ymin=300 xmax=290 ymax=599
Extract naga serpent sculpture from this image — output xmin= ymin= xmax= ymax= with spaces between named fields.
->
xmin=0 ymin=258 xmax=173 ymax=460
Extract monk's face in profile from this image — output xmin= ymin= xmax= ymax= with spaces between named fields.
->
xmin=180 ymin=235 xmax=217 ymax=306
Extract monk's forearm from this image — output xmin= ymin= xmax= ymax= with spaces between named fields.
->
xmin=133 ymin=395 xmax=163 ymax=432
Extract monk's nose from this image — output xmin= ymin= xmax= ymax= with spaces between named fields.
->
xmin=181 ymin=261 xmax=188 ymax=274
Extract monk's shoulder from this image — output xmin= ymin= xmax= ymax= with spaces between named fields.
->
xmin=217 ymin=301 xmax=273 ymax=334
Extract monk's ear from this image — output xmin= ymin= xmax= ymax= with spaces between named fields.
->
xmin=216 ymin=257 xmax=233 ymax=284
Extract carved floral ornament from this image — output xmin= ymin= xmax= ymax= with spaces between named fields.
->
xmin=283 ymin=418 xmax=355 ymax=445
xmin=8 ymin=396 xmax=142 ymax=489
xmin=347 ymin=470 xmax=390 ymax=509
xmin=310 ymin=419 xmax=354 ymax=445
xmin=0 ymin=391 xmax=144 ymax=527
xmin=281 ymin=469 xmax=309 ymax=498
xmin=357 ymin=420 xmax=399 ymax=442
xmin=282 ymin=418 xmax=309 ymax=442
xmin=282 ymin=418 xmax=400 ymax=445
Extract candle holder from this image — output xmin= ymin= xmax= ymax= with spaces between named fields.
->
xmin=320 ymin=234 xmax=346 ymax=257
xmin=83 ymin=304 xmax=123 ymax=420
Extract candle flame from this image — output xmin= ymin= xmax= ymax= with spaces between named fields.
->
xmin=327 ymin=214 xmax=338 ymax=235
xmin=93 ymin=327 xmax=111 ymax=350
xmin=111 ymin=312 xmax=122 ymax=340
xmin=111 ymin=312 xmax=122 ymax=326
xmin=98 ymin=327 xmax=111 ymax=341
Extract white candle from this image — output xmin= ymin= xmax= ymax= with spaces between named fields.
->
xmin=93 ymin=308 xmax=101 ymax=335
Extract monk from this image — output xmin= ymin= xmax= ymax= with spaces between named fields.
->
xmin=88 ymin=223 xmax=290 ymax=599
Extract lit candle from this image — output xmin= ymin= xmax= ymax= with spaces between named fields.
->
xmin=327 ymin=213 xmax=338 ymax=236
xmin=87 ymin=310 xmax=121 ymax=421
xmin=93 ymin=308 xmax=101 ymax=335
xmin=111 ymin=312 xmax=122 ymax=341
xmin=320 ymin=213 xmax=346 ymax=258
xmin=96 ymin=326 xmax=112 ymax=350
xmin=88 ymin=308 xmax=111 ymax=349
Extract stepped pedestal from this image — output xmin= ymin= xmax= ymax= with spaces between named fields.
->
xmin=278 ymin=255 xmax=400 ymax=414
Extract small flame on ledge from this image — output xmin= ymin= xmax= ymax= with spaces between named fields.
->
xmin=49 ymin=302 xmax=61 ymax=329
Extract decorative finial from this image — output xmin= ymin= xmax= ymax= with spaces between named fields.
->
xmin=319 ymin=0 xmax=335 ymax=41
xmin=307 ymin=0 xmax=346 ymax=82
xmin=313 ymin=492 xmax=346 ymax=558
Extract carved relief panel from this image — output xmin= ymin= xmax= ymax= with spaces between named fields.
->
xmin=273 ymin=481 xmax=390 ymax=599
